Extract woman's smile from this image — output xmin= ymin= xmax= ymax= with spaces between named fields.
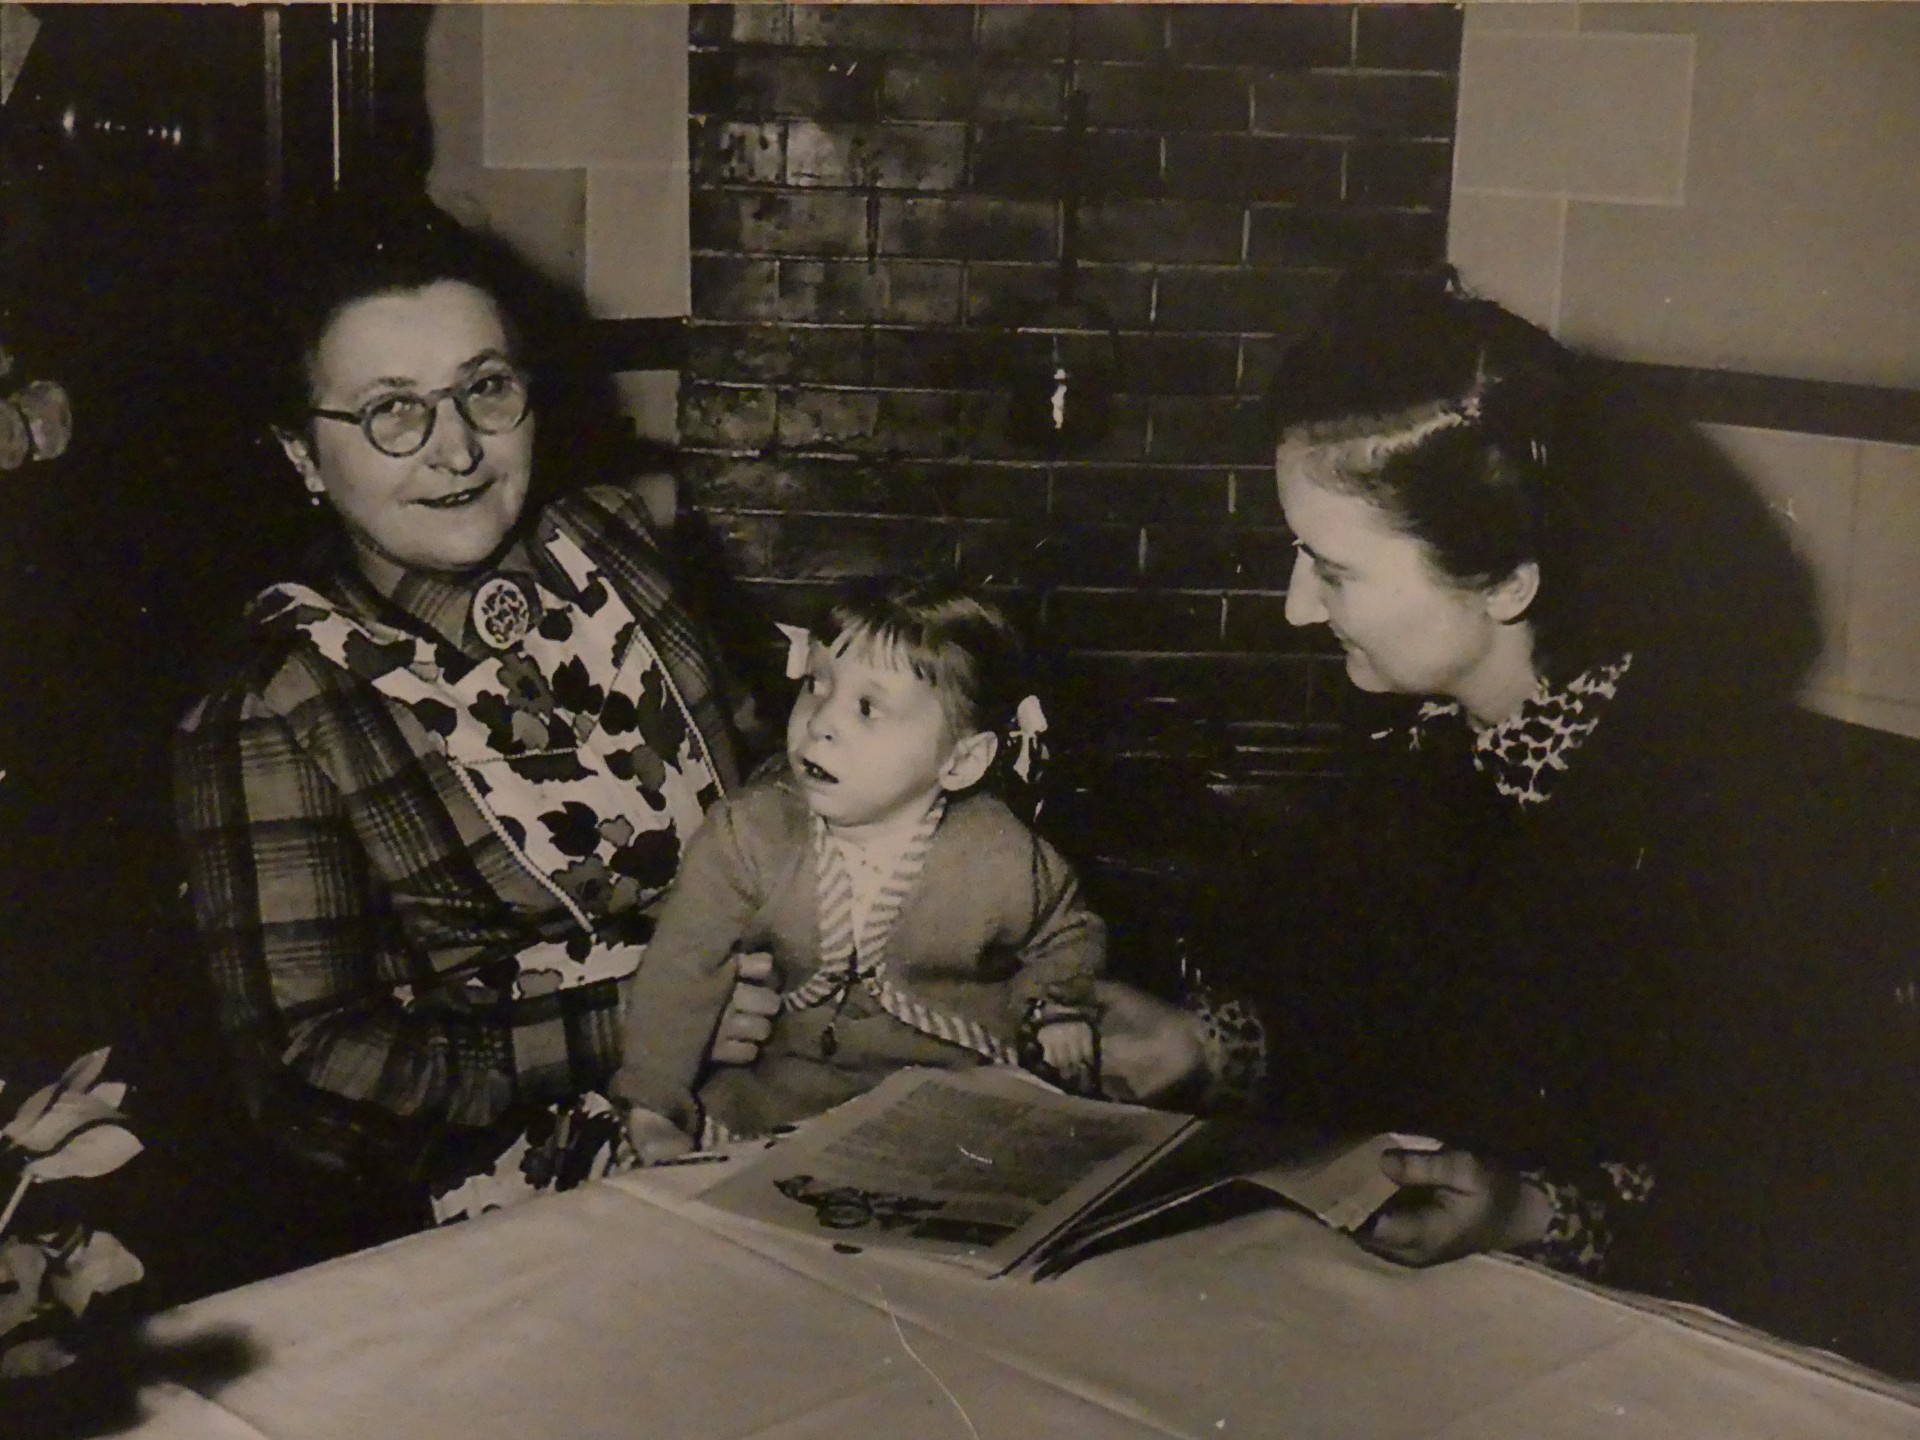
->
xmin=416 ymin=475 xmax=496 ymax=510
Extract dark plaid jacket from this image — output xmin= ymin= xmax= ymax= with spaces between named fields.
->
xmin=174 ymin=481 xmax=749 ymax=1190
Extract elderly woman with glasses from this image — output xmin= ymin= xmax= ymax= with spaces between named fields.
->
xmin=173 ymin=201 xmax=779 ymax=1228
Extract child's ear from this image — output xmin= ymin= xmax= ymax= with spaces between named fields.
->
xmin=938 ymin=730 xmax=999 ymax=793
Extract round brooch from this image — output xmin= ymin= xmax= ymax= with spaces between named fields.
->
xmin=471 ymin=575 xmax=534 ymax=651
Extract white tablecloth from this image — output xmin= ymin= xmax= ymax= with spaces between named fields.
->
xmin=126 ymin=1167 xmax=1920 ymax=1440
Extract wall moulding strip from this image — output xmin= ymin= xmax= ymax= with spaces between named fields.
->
xmin=1613 ymin=362 xmax=1920 ymax=449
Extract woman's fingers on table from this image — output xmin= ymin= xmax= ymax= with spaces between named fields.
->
xmin=1362 ymin=1148 xmax=1503 ymax=1265
xmin=1380 ymin=1146 xmax=1482 ymax=1193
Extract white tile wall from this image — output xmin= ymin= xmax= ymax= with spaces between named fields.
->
xmin=428 ymin=4 xmax=689 ymax=440
xmin=1453 ymin=3 xmax=1920 ymax=739
xmin=1699 ymin=425 xmax=1920 ymax=740
xmin=1453 ymin=30 xmax=1692 ymax=204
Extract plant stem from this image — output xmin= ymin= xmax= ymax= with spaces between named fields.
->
xmin=0 ymin=1171 xmax=31 ymax=1236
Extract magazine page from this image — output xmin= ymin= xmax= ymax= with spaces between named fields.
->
xmin=1030 ymin=1128 xmax=1444 ymax=1280
xmin=693 ymin=1066 xmax=1200 ymax=1275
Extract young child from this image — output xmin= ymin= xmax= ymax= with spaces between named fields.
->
xmin=614 ymin=575 xmax=1104 ymax=1160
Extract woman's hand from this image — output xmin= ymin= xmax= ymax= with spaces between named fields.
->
xmin=1090 ymin=981 xmax=1208 ymax=1104
xmin=709 ymin=951 xmax=779 ymax=1065
xmin=1359 ymin=1147 xmax=1552 ymax=1266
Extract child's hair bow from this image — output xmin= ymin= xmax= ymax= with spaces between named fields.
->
xmin=1011 ymin=694 xmax=1048 ymax=782
xmin=776 ymin=623 xmax=813 ymax=681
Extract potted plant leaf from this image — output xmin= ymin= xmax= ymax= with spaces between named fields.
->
xmin=1 ymin=1046 xmax=146 ymax=1430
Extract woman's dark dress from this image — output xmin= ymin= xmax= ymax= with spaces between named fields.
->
xmin=1234 ymin=653 xmax=1920 ymax=1375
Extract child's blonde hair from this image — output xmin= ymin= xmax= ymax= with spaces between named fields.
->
xmin=819 ymin=574 xmax=1028 ymax=744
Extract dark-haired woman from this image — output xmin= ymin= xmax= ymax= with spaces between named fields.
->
xmin=173 ymin=201 xmax=775 ymax=1226
xmin=1241 ymin=271 xmax=1917 ymax=1372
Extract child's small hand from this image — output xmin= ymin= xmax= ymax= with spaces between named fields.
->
xmin=1037 ymin=1019 xmax=1097 ymax=1078
xmin=625 ymin=1105 xmax=696 ymax=1166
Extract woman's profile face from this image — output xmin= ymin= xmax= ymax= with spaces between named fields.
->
xmin=1277 ymin=448 xmax=1519 ymax=707
xmin=283 ymin=279 xmax=534 ymax=576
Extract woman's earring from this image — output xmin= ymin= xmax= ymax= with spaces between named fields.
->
xmin=307 ymin=488 xmax=324 ymax=508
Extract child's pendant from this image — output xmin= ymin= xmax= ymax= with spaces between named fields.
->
xmin=819 ymin=1024 xmax=838 ymax=1058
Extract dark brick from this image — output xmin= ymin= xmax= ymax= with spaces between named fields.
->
xmin=1347 ymin=139 xmax=1452 ymax=207
xmin=1246 ymin=206 xmax=1447 ymax=269
xmin=687 ymin=6 xmax=735 ymax=47
xmin=1149 ymin=395 xmax=1269 ymax=464
xmin=681 ymin=383 xmax=777 ymax=450
xmin=924 ymin=462 xmax=1054 ymax=520
xmin=733 ymin=577 xmax=843 ymax=628
xmin=691 ymin=52 xmax=881 ymax=121
xmin=1153 ymin=266 xmax=1336 ymax=334
xmin=1054 ymin=651 xmax=1318 ymax=724
xmin=779 ymin=259 xmax=963 ymax=325
xmin=775 ymin=387 xmax=879 ymax=451
xmin=966 ymin=262 xmax=1156 ymax=328
xmin=1115 ymin=335 xmax=1239 ymax=396
xmin=1044 ymin=589 xmax=1224 ymax=652
xmin=690 ymin=256 xmax=781 ymax=320
xmin=1072 ymin=7 xmax=1170 ymax=63
xmin=1138 ymin=525 xmax=1235 ymax=589
xmin=1163 ymin=134 xmax=1343 ymax=204
xmin=978 ymin=5 xmax=1072 ymax=57
xmin=976 ymin=65 xmax=1068 ymax=125
xmin=685 ymin=322 xmax=867 ymax=386
xmin=1144 ymin=524 xmax=1294 ymax=588
xmin=789 ymin=5 xmax=974 ymax=53
xmin=872 ymin=389 xmax=997 ymax=458
xmin=1236 ymin=337 xmax=1281 ymax=398
xmin=1252 ymin=72 xmax=1456 ymax=139
xmin=1051 ymin=467 xmax=1230 ymax=524
xmin=1223 ymin=590 xmax=1322 ymax=651
xmin=878 ymin=195 xmax=1056 ymax=263
xmin=686 ymin=455 xmax=1045 ymax=520
xmin=1231 ymin=465 xmax=1284 ymax=523
xmin=957 ymin=520 xmax=1140 ymax=589
xmin=689 ymin=191 xmax=868 ymax=256
xmin=774 ymin=514 xmax=961 ymax=579
xmin=1076 ymin=201 xmax=1242 ymax=265
xmin=688 ymin=51 xmax=735 ymax=114
xmin=1356 ymin=4 xmax=1464 ymax=71
xmin=690 ymin=5 xmax=790 ymax=47
xmin=1168 ymin=5 xmax=1352 ymax=68
xmin=972 ymin=126 xmax=1164 ymax=201
xmin=879 ymin=57 xmax=980 ymax=122
xmin=682 ymin=455 xmax=835 ymax=511
xmin=689 ymin=119 xmax=785 ymax=185
xmin=697 ymin=509 xmax=783 ymax=577
xmin=784 ymin=120 xmax=967 ymax=190
xmin=868 ymin=327 xmax=999 ymax=388
xmin=1075 ymin=64 xmax=1247 ymax=132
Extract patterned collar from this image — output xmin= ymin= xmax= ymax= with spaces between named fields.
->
xmin=339 ymin=537 xmax=542 ymax=660
xmin=1407 ymin=653 xmax=1634 ymax=807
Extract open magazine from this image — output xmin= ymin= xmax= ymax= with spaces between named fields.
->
xmin=691 ymin=1066 xmax=1439 ymax=1278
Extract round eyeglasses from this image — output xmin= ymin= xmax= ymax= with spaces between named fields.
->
xmin=310 ymin=367 xmax=531 ymax=459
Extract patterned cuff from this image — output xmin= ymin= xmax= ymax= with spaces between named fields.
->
xmin=1515 ymin=1160 xmax=1656 ymax=1276
xmin=1181 ymin=983 xmax=1268 ymax=1112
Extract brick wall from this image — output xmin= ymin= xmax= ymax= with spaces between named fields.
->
xmin=679 ymin=3 xmax=1462 ymax=853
